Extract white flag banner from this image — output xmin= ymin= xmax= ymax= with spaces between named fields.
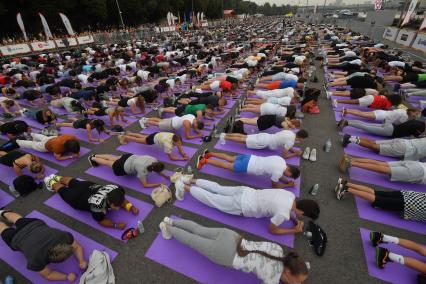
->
xmin=401 ymin=0 xmax=418 ymax=27
xmin=59 ymin=13 xmax=75 ymax=36
xmin=197 ymin=12 xmax=200 ymax=23
xmin=167 ymin=12 xmax=171 ymax=26
xmin=16 ymin=13 xmax=28 ymax=41
xmin=420 ymin=16 xmax=426 ymax=30
xmin=201 ymin=12 xmax=205 ymax=22
xmin=314 ymin=5 xmax=318 ymax=14
xmin=39 ymin=13 xmax=53 ymax=39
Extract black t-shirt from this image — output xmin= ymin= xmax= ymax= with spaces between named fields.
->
xmin=392 ymin=120 xmax=425 ymax=138
xmin=35 ymin=110 xmax=53 ymax=124
xmin=11 ymin=220 xmax=73 ymax=271
xmin=0 ymin=120 xmax=29 ymax=135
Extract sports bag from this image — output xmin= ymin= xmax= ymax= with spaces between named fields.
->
xmin=151 ymin=184 xmax=172 ymax=207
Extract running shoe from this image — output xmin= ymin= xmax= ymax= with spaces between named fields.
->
xmin=336 ymin=184 xmax=348 ymax=200
xmin=337 ymin=119 xmax=348 ymax=131
xmin=341 ymin=108 xmax=347 ymax=117
xmin=370 ymin=231 xmax=384 ymax=247
xmin=334 ymin=177 xmax=343 ymax=193
xmin=174 ymin=180 xmax=185 ymax=201
xmin=342 ymin=134 xmax=351 ymax=148
xmin=197 ymin=155 xmax=207 ymax=170
xmin=159 ymin=222 xmax=172 ymax=240
xmin=339 ymin=154 xmax=351 ymax=173
xmin=309 ymin=148 xmax=317 ymax=162
xmin=326 ymin=91 xmax=332 ymax=100
xmin=118 ymin=135 xmax=127 ymax=145
xmin=158 ymin=107 xmax=164 ymax=117
xmin=202 ymin=149 xmax=212 ymax=159
xmin=332 ymin=99 xmax=338 ymax=109
xmin=139 ymin=118 xmax=146 ymax=129
xmin=44 ymin=174 xmax=58 ymax=192
xmin=302 ymin=147 xmax=311 ymax=160
xmin=375 ymin=247 xmax=389 ymax=269
xmin=163 ymin=216 xmax=173 ymax=226
xmin=88 ymin=155 xmax=99 ymax=167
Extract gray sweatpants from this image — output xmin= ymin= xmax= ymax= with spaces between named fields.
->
xmin=170 ymin=219 xmax=239 ymax=267
xmin=348 ymin=120 xmax=394 ymax=137
xmin=406 ymin=89 xmax=426 ymax=97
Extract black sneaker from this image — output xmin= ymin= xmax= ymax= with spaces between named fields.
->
xmin=375 ymin=247 xmax=389 ymax=269
xmin=342 ymin=134 xmax=351 ymax=148
xmin=370 ymin=231 xmax=383 ymax=247
xmin=88 ymin=155 xmax=99 ymax=167
xmin=393 ymin=83 xmax=401 ymax=92
xmin=337 ymin=119 xmax=348 ymax=131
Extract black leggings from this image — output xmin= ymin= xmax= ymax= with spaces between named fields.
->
xmin=372 ymin=190 xmax=404 ymax=213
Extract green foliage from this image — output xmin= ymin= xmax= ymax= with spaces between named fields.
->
xmin=0 ymin=0 xmax=295 ymax=38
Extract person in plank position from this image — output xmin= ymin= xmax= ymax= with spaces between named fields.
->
xmin=88 ymin=153 xmax=169 ymax=188
xmin=138 ymin=114 xmax=205 ymax=140
xmin=197 ymin=151 xmax=300 ymax=188
xmin=43 ymin=174 xmax=139 ymax=230
xmin=158 ymin=217 xmax=310 ymax=284
xmin=117 ymin=132 xmax=188 ymax=161
xmin=0 ymin=209 xmax=86 ymax=282
xmin=174 ymin=177 xmax=319 ymax=235
xmin=218 ymin=129 xmax=308 ymax=158
xmin=339 ymin=155 xmax=426 ymax=185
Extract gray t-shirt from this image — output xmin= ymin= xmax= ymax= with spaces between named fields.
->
xmin=124 ymin=155 xmax=158 ymax=179
xmin=404 ymin=138 xmax=426 ymax=161
xmin=11 ymin=220 xmax=73 ymax=271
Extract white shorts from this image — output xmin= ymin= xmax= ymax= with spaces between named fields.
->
xmin=246 ymin=133 xmax=271 ymax=149
xmin=358 ymin=95 xmax=375 ymax=107
xmin=210 ymin=81 xmax=221 ymax=91
xmin=373 ymin=110 xmax=387 ymax=121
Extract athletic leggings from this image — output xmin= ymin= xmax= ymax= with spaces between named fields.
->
xmin=348 ymin=121 xmax=394 ymax=137
xmin=170 ymin=219 xmax=239 ymax=267
xmin=406 ymin=89 xmax=426 ymax=97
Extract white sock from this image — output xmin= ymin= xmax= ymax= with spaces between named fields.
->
xmin=388 ymin=252 xmax=405 ymax=265
xmin=383 ymin=234 xmax=399 ymax=244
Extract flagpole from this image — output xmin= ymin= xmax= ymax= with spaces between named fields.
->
xmin=115 ymin=0 xmax=125 ymax=28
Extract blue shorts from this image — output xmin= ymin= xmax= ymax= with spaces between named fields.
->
xmin=279 ymin=80 xmax=297 ymax=89
xmin=233 ymin=154 xmax=251 ymax=173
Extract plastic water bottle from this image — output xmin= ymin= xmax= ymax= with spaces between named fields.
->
xmin=4 ymin=275 xmax=14 ymax=284
xmin=212 ymin=124 xmax=217 ymax=137
xmin=324 ymin=138 xmax=332 ymax=153
xmin=187 ymin=166 xmax=193 ymax=175
xmin=310 ymin=184 xmax=319 ymax=196
xmin=137 ymin=220 xmax=145 ymax=234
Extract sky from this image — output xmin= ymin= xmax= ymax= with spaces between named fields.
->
xmin=250 ymin=0 xmax=366 ymax=6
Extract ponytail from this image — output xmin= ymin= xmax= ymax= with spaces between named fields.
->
xmin=236 ymin=237 xmax=285 ymax=262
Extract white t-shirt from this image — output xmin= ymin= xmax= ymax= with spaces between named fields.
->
xmin=136 ymin=70 xmax=150 ymax=80
xmin=77 ymin=74 xmax=88 ymax=84
xmin=232 ymin=239 xmax=284 ymax=284
xmin=267 ymin=97 xmax=292 ymax=106
xmin=388 ymin=61 xmax=405 ymax=68
xmin=257 ymin=88 xmax=294 ymax=99
xmin=344 ymin=51 xmax=356 ymax=57
xmin=404 ymin=138 xmax=426 ymax=161
xmin=171 ymin=114 xmax=195 ymax=129
xmin=241 ymin=188 xmax=295 ymax=225
xmin=166 ymin=79 xmax=175 ymax=89
xmin=260 ymin=103 xmax=287 ymax=117
xmin=210 ymin=80 xmax=221 ymax=91
xmin=247 ymin=155 xmax=286 ymax=182
xmin=374 ymin=109 xmax=408 ymax=125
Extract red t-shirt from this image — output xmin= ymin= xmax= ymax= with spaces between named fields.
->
xmin=220 ymin=80 xmax=232 ymax=91
xmin=369 ymin=95 xmax=392 ymax=110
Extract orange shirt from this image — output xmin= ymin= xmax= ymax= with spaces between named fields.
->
xmin=45 ymin=134 xmax=78 ymax=154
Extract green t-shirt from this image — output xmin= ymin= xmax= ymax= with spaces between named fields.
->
xmin=185 ymin=104 xmax=206 ymax=115
xmin=418 ymin=74 xmax=426 ymax=81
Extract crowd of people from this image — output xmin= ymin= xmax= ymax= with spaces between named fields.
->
xmin=0 ymin=16 xmax=424 ymax=284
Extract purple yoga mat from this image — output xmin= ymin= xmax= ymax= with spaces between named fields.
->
xmin=45 ymin=194 xmax=154 ymax=241
xmin=24 ymin=146 xmax=91 ymax=167
xmin=86 ymin=167 xmax=172 ymax=196
xmin=0 ymin=164 xmax=57 ymax=186
xmin=0 ymin=190 xmax=14 ymax=208
xmin=214 ymin=139 xmax=300 ymax=166
xmin=349 ymin=167 xmax=426 ymax=192
xmin=58 ymin=126 xmax=110 ymax=144
xmin=356 ymin=196 xmax=426 ymax=235
xmin=199 ymin=161 xmax=301 ymax=193
xmin=0 ymin=211 xmax=117 ymax=284
xmin=141 ymin=125 xmax=211 ymax=145
xmin=145 ymin=218 xmax=261 ymax=284
xmin=344 ymin=143 xmax=397 ymax=162
xmin=175 ymin=189 xmax=296 ymax=247
xmin=360 ymin=228 xmax=422 ymax=284
xmin=117 ymin=142 xmax=197 ymax=167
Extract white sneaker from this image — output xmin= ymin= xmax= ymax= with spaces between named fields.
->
xmin=219 ymin=133 xmax=226 ymax=145
xmin=43 ymin=174 xmax=57 ymax=192
xmin=158 ymin=107 xmax=164 ymax=117
xmin=175 ymin=180 xmax=185 ymax=201
xmin=309 ymin=148 xmax=317 ymax=162
xmin=326 ymin=91 xmax=332 ymax=100
xmin=332 ymin=99 xmax=338 ymax=109
xmin=180 ymin=174 xmax=193 ymax=184
xmin=139 ymin=118 xmax=146 ymax=129
xmin=170 ymin=172 xmax=183 ymax=183
xmin=302 ymin=147 xmax=310 ymax=160
xmin=159 ymin=222 xmax=172 ymax=240
xmin=163 ymin=216 xmax=174 ymax=226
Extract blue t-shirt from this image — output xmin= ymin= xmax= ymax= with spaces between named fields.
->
xmin=82 ymin=65 xmax=93 ymax=72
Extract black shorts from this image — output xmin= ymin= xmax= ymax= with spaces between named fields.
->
xmin=257 ymin=115 xmax=276 ymax=131
xmin=146 ymin=132 xmax=158 ymax=145
xmin=112 ymin=153 xmax=132 ymax=176
xmin=372 ymin=190 xmax=404 ymax=212
xmin=1 ymin=218 xmax=39 ymax=248
xmin=118 ymin=98 xmax=129 ymax=107
xmin=175 ymin=105 xmax=186 ymax=116
xmin=350 ymin=88 xmax=367 ymax=99
xmin=58 ymin=179 xmax=95 ymax=209
xmin=402 ymin=73 xmax=418 ymax=83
